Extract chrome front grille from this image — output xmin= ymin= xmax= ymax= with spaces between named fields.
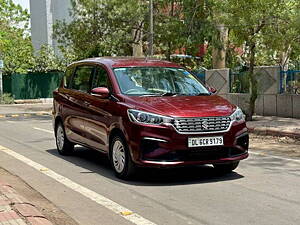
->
xmin=172 ymin=117 xmax=231 ymax=133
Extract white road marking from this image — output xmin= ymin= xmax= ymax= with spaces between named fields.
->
xmin=0 ymin=145 xmax=157 ymax=225
xmin=33 ymin=127 xmax=53 ymax=134
xmin=249 ymin=151 xmax=300 ymax=163
xmin=6 ymin=121 xmax=16 ymax=123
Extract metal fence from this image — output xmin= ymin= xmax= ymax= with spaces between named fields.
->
xmin=229 ymin=67 xmax=249 ymax=93
xmin=280 ymin=70 xmax=300 ymax=94
xmin=3 ymin=72 xmax=63 ymax=99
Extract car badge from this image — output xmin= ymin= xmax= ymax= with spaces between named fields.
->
xmin=202 ymin=120 xmax=208 ymax=130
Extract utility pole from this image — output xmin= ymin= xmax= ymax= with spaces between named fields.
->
xmin=149 ymin=0 xmax=154 ymax=57
xmin=0 ymin=59 xmax=3 ymax=99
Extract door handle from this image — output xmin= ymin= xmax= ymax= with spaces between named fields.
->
xmin=83 ymin=101 xmax=91 ymax=107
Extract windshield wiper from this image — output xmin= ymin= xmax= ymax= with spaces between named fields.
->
xmin=139 ymin=92 xmax=185 ymax=97
xmin=160 ymin=92 xmax=180 ymax=96
xmin=196 ymin=93 xmax=211 ymax=96
xmin=139 ymin=93 xmax=162 ymax=97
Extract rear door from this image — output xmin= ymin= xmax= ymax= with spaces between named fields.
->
xmin=62 ymin=64 xmax=95 ymax=145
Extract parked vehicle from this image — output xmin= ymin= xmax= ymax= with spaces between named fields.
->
xmin=53 ymin=57 xmax=249 ymax=179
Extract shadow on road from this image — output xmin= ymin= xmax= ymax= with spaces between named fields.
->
xmin=46 ymin=147 xmax=244 ymax=186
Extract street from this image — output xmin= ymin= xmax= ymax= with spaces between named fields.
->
xmin=0 ymin=116 xmax=299 ymax=225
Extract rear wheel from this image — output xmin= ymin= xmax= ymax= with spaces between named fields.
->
xmin=110 ymin=135 xmax=136 ymax=179
xmin=55 ymin=122 xmax=74 ymax=155
xmin=213 ymin=161 xmax=239 ymax=173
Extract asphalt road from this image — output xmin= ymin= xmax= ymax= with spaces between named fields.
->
xmin=0 ymin=116 xmax=299 ymax=225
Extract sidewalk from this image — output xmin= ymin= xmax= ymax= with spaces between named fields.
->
xmin=0 ymin=181 xmax=53 ymax=225
xmin=0 ymin=103 xmax=52 ymax=118
xmin=247 ymin=115 xmax=300 ymax=139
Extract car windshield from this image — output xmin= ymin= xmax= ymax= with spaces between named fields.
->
xmin=113 ymin=67 xmax=209 ymax=96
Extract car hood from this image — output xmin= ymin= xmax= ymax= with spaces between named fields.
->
xmin=124 ymin=95 xmax=236 ymax=118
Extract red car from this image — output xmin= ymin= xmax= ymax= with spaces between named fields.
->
xmin=53 ymin=57 xmax=249 ymax=179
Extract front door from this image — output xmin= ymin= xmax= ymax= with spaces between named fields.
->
xmin=83 ymin=65 xmax=114 ymax=153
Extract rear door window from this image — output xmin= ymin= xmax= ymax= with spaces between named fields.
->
xmin=64 ymin=67 xmax=74 ymax=88
xmin=71 ymin=66 xmax=95 ymax=93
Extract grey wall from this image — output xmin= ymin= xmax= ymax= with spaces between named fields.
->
xmin=206 ymin=66 xmax=300 ymax=118
xmin=220 ymin=93 xmax=300 ymax=119
xmin=205 ymin=68 xmax=230 ymax=94
xmin=254 ymin=66 xmax=280 ymax=94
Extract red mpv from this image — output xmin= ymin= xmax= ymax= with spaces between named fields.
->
xmin=53 ymin=58 xmax=249 ymax=179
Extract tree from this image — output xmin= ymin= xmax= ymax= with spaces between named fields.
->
xmin=0 ymin=0 xmax=33 ymax=75
xmin=216 ymin=0 xmax=297 ymax=120
xmin=263 ymin=0 xmax=300 ymax=70
xmin=32 ymin=45 xmax=73 ymax=73
xmin=53 ymin=0 xmax=148 ymax=59
xmin=155 ymin=0 xmax=217 ymax=61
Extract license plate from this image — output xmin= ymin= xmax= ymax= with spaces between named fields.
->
xmin=188 ymin=136 xmax=224 ymax=147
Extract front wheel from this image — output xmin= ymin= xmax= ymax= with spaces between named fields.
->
xmin=110 ymin=135 xmax=136 ymax=179
xmin=55 ymin=122 xmax=74 ymax=155
xmin=213 ymin=161 xmax=239 ymax=174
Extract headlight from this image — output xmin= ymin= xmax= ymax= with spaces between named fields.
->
xmin=128 ymin=109 xmax=173 ymax=125
xmin=230 ymin=107 xmax=245 ymax=122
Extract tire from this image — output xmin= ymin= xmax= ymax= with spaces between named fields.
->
xmin=110 ymin=135 xmax=136 ymax=179
xmin=213 ymin=161 xmax=240 ymax=174
xmin=55 ymin=122 xmax=74 ymax=155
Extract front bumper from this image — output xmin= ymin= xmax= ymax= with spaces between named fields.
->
xmin=125 ymin=120 xmax=249 ymax=168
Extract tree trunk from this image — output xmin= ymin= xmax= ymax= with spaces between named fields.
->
xmin=132 ymin=22 xmax=144 ymax=58
xmin=132 ymin=42 xmax=144 ymax=57
xmin=279 ymin=44 xmax=291 ymax=71
xmin=212 ymin=24 xmax=228 ymax=69
xmin=247 ymin=42 xmax=258 ymax=121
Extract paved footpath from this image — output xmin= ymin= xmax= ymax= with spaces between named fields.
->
xmin=0 ymin=181 xmax=53 ymax=225
xmin=247 ymin=115 xmax=300 ymax=138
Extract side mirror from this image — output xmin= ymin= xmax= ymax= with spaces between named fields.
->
xmin=91 ymin=87 xmax=110 ymax=98
xmin=207 ymin=86 xmax=217 ymax=94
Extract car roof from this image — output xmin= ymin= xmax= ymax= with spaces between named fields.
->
xmin=70 ymin=57 xmax=183 ymax=69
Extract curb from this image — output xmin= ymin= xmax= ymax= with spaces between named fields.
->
xmin=248 ymin=126 xmax=300 ymax=139
xmin=14 ymin=99 xmax=53 ymax=104
xmin=0 ymin=112 xmax=51 ymax=118
xmin=0 ymin=183 xmax=53 ymax=225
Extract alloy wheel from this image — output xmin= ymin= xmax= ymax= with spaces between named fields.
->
xmin=56 ymin=125 xmax=65 ymax=151
xmin=112 ymin=140 xmax=126 ymax=173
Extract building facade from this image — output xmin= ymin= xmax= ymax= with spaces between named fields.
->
xmin=30 ymin=0 xmax=71 ymax=54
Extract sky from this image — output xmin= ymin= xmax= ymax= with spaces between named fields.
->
xmin=13 ymin=0 xmax=30 ymax=11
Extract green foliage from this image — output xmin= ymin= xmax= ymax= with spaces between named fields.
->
xmin=0 ymin=0 xmax=33 ymax=75
xmin=32 ymin=45 xmax=71 ymax=72
xmin=53 ymin=0 xmax=218 ymax=64
xmin=0 ymin=93 xmax=14 ymax=104
xmin=214 ymin=0 xmax=300 ymax=119
xmin=154 ymin=0 xmax=217 ymax=61
xmin=54 ymin=0 xmax=148 ymax=59
xmin=1 ymin=0 xmax=68 ymax=75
